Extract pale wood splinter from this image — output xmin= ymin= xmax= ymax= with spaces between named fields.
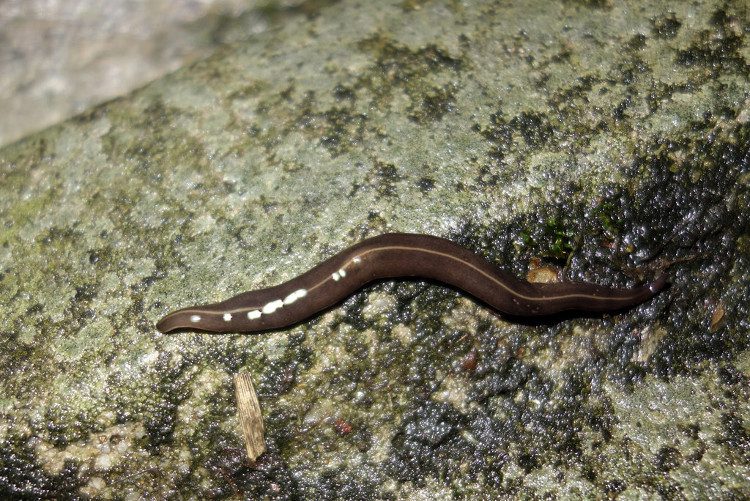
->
xmin=234 ymin=371 xmax=266 ymax=461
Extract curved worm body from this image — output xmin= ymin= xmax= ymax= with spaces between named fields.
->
xmin=156 ymin=233 xmax=666 ymax=333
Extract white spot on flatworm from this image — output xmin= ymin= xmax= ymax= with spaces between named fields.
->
xmin=352 ymin=256 xmax=362 ymax=264
xmin=223 ymin=313 xmax=232 ymax=322
xmin=332 ymin=272 xmax=340 ymax=281
xmin=247 ymin=310 xmax=261 ymax=319
xmin=262 ymin=299 xmax=284 ymax=314
xmin=339 ymin=268 xmax=346 ymax=278
xmin=283 ymin=288 xmax=308 ymax=305
xmin=190 ymin=315 xmax=201 ymax=323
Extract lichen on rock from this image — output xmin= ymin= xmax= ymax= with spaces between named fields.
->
xmin=1 ymin=0 xmax=749 ymax=498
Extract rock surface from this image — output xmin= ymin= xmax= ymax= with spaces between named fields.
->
xmin=1 ymin=0 xmax=748 ymax=498
xmin=0 ymin=0 xmax=317 ymax=147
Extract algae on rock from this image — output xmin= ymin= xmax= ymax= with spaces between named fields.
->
xmin=1 ymin=0 xmax=748 ymax=498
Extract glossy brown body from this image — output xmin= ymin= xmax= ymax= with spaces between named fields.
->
xmin=156 ymin=233 xmax=666 ymax=333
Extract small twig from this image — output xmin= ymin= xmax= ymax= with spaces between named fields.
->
xmin=234 ymin=371 xmax=266 ymax=461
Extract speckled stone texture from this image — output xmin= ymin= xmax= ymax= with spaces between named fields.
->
xmin=1 ymin=0 xmax=748 ymax=498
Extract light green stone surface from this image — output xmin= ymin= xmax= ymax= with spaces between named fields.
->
xmin=1 ymin=0 xmax=748 ymax=498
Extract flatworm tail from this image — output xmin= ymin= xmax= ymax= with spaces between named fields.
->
xmin=156 ymin=233 xmax=667 ymax=334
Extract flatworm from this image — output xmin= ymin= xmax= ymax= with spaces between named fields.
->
xmin=156 ymin=233 xmax=666 ymax=333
